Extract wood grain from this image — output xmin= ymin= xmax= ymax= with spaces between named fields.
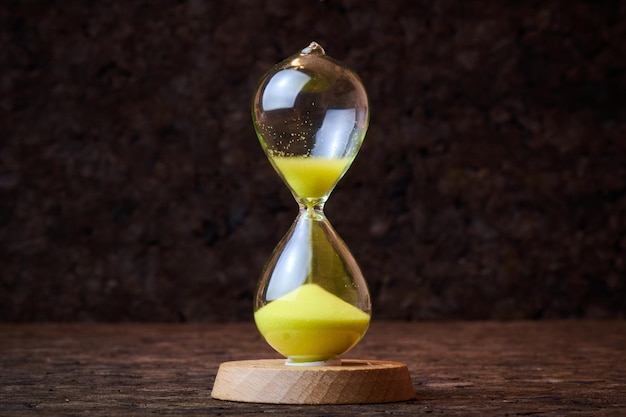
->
xmin=212 ymin=359 xmax=415 ymax=404
xmin=1 ymin=321 xmax=625 ymax=416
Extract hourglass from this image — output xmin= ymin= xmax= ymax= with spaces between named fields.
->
xmin=212 ymin=42 xmax=414 ymax=404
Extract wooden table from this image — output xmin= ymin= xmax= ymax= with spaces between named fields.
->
xmin=1 ymin=321 xmax=624 ymax=416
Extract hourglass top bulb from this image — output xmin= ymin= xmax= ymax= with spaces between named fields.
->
xmin=252 ymin=42 xmax=369 ymax=205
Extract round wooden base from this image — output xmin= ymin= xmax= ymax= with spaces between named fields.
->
xmin=212 ymin=359 xmax=415 ymax=404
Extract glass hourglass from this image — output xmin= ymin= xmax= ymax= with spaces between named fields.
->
xmin=252 ymin=42 xmax=371 ymax=366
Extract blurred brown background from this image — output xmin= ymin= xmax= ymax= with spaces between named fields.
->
xmin=1 ymin=0 xmax=624 ymax=322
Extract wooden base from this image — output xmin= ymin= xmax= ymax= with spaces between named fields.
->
xmin=212 ymin=359 xmax=415 ymax=404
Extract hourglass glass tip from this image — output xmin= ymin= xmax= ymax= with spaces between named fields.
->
xmin=301 ymin=41 xmax=325 ymax=55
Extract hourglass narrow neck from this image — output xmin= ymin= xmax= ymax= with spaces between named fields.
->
xmin=298 ymin=199 xmax=326 ymax=220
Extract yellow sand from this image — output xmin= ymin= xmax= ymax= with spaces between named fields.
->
xmin=254 ymin=283 xmax=370 ymax=362
xmin=270 ymin=156 xmax=351 ymax=199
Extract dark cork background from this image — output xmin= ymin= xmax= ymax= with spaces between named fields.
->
xmin=1 ymin=1 xmax=625 ymax=322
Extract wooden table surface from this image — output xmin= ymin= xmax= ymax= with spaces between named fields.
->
xmin=1 ymin=321 xmax=625 ymax=416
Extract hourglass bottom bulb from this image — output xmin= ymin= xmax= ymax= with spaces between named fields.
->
xmin=254 ymin=283 xmax=370 ymax=364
